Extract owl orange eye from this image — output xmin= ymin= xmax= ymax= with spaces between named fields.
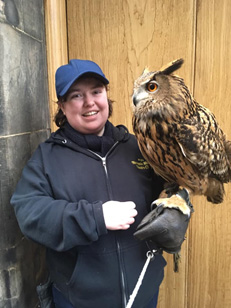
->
xmin=147 ymin=82 xmax=158 ymax=92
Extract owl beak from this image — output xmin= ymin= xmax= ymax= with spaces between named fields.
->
xmin=132 ymin=89 xmax=148 ymax=106
xmin=133 ymin=94 xmax=138 ymax=106
xmin=132 ymin=89 xmax=142 ymax=106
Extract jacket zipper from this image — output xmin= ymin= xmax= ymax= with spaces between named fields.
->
xmin=88 ymin=142 xmax=118 ymax=198
xmin=101 ymin=156 xmax=108 ymax=176
xmin=117 ymin=241 xmax=127 ymax=307
xmin=88 ymin=142 xmax=128 ymax=307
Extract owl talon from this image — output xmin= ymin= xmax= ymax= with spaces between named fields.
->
xmin=152 ymin=188 xmax=193 ymax=218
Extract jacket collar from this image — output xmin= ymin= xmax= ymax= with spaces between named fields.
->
xmin=46 ymin=121 xmax=130 ymax=156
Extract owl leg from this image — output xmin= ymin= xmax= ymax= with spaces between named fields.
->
xmin=152 ymin=186 xmax=193 ymax=217
xmin=159 ymin=182 xmax=180 ymax=198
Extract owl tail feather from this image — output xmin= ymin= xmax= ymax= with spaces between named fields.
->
xmin=206 ymin=179 xmax=224 ymax=204
xmin=224 ymin=139 xmax=231 ymax=180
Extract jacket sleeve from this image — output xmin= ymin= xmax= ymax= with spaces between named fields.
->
xmin=10 ymin=157 xmax=108 ymax=252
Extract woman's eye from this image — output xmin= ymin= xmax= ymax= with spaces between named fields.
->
xmin=72 ymin=93 xmax=82 ymax=99
xmin=93 ymin=89 xmax=102 ymax=95
xmin=147 ymin=82 xmax=158 ymax=92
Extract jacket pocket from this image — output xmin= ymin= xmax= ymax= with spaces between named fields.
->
xmin=66 ymin=253 xmax=82 ymax=287
xmin=66 ymin=252 xmax=121 ymax=308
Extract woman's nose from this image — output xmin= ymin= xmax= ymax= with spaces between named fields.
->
xmin=84 ymin=94 xmax=94 ymax=106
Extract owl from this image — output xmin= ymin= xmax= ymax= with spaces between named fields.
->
xmin=132 ymin=59 xmax=231 ymax=216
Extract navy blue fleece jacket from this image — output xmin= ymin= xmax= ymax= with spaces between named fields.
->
xmin=11 ymin=123 xmax=166 ymax=308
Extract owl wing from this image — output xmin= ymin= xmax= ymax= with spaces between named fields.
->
xmin=175 ymin=109 xmax=230 ymax=183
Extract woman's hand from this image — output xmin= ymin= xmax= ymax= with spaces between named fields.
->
xmin=102 ymin=201 xmax=138 ymax=230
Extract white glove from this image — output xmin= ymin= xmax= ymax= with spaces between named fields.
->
xmin=102 ymin=201 xmax=138 ymax=230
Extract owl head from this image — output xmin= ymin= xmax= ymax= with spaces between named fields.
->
xmin=132 ymin=58 xmax=185 ymax=111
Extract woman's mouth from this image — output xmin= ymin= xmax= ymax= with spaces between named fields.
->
xmin=83 ymin=111 xmax=98 ymax=117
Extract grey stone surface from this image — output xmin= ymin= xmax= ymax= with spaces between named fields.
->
xmin=0 ymin=23 xmax=49 ymax=136
xmin=4 ymin=0 xmax=19 ymax=27
xmin=0 ymin=130 xmax=50 ymax=250
xmin=0 ymin=238 xmax=46 ymax=308
xmin=0 ymin=0 xmax=50 ymax=307
xmin=1 ymin=0 xmax=44 ymax=39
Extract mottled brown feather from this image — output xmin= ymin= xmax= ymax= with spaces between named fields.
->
xmin=132 ymin=59 xmax=231 ymax=204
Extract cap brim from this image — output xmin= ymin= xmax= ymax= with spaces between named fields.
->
xmin=58 ymin=72 xmax=109 ymax=98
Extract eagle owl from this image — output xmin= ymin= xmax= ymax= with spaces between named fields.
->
xmin=132 ymin=59 xmax=231 ymax=215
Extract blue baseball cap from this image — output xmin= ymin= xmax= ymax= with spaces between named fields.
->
xmin=55 ymin=59 xmax=109 ymax=98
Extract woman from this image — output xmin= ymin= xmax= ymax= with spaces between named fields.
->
xmin=11 ymin=59 xmax=166 ymax=308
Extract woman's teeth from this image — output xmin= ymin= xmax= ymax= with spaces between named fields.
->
xmin=84 ymin=111 xmax=98 ymax=116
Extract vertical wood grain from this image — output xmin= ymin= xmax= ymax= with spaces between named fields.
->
xmin=66 ymin=0 xmax=195 ymax=133
xmin=66 ymin=1 xmax=195 ymax=307
xmin=45 ymin=0 xmax=231 ymax=307
xmin=188 ymin=0 xmax=231 ymax=307
xmin=44 ymin=0 xmax=68 ymax=132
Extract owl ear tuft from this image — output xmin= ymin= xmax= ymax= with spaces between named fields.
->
xmin=142 ymin=67 xmax=150 ymax=75
xmin=160 ymin=59 xmax=184 ymax=75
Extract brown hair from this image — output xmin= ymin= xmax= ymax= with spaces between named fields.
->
xmin=54 ymin=85 xmax=113 ymax=128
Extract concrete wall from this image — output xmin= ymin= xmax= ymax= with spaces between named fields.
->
xmin=0 ymin=0 xmax=50 ymax=307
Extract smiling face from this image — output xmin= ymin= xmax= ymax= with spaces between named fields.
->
xmin=60 ymin=77 xmax=109 ymax=136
